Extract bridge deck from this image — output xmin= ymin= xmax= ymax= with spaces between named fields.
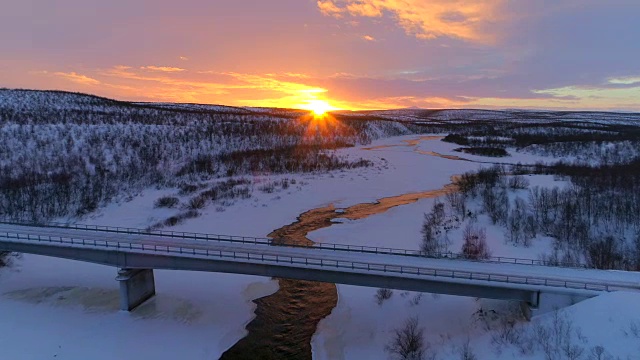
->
xmin=1 ymin=223 xmax=639 ymax=299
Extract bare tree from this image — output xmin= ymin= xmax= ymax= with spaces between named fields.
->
xmin=508 ymin=175 xmax=530 ymax=189
xmin=532 ymin=311 xmax=587 ymax=360
xmin=421 ymin=202 xmax=450 ymax=255
xmin=588 ymin=346 xmax=614 ymax=360
xmin=461 ymin=224 xmax=491 ymax=260
xmin=587 ymin=236 xmax=623 ymax=270
xmin=632 ymin=232 xmax=640 ymax=271
xmin=482 ymin=185 xmax=509 ymax=225
xmin=507 ymin=197 xmax=536 ymax=247
xmin=446 ymin=191 xmax=467 ymax=220
xmin=385 ymin=317 xmax=434 ymax=360
xmin=456 ymin=338 xmax=478 ymax=360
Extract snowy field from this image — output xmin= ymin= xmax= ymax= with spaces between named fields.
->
xmin=1 ymin=135 xmax=639 ymax=359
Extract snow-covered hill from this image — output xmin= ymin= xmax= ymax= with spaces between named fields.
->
xmin=0 ymin=89 xmax=422 ymax=221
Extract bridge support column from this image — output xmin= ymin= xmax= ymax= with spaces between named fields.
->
xmin=519 ymin=291 xmax=540 ymax=321
xmin=520 ymin=301 xmax=534 ymax=321
xmin=520 ymin=292 xmax=592 ymax=320
xmin=116 ymin=268 xmax=155 ymax=311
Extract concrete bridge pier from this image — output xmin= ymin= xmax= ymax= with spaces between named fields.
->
xmin=520 ymin=292 xmax=592 ymax=320
xmin=519 ymin=291 xmax=540 ymax=321
xmin=116 ymin=268 xmax=156 ymax=311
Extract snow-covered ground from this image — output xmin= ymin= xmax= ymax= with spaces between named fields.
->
xmin=0 ymin=255 xmax=278 ymax=359
xmin=308 ymin=169 xmax=639 ymax=359
xmin=1 ymin=135 xmax=638 ymax=359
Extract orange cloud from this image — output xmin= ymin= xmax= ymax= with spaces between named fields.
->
xmin=103 ymin=66 xmax=231 ymax=97
xmin=283 ymin=72 xmax=311 ymax=79
xmin=141 ymin=66 xmax=186 ymax=72
xmin=362 ymin=35 xmax=376 ymax=41
xmin=347 ymin=2 xmax=382 ymax=17
xmin=52 ymin=71 xmax=101 ymax=85
xmin=318 ymin=0 xmax=502 ymax=42
xmin=89 ymin=65 xmax=340 ymax=109
xmin=317 ymin=0 xmax=344 ymax=17
xmin=222 ymin=72 xmax=326 ymax=94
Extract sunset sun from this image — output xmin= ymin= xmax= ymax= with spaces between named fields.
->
xmin=304 ymin=100 xmax=336 ymax=116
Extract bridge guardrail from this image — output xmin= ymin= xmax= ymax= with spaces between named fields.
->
xmin=0 ymin=231 xmax=619 ymax=293
xmin=0 ymin=219 xmax=586 ymax=269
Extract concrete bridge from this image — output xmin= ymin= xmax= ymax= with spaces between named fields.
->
xmin=1 ymin=221 xmax=638 ymax=318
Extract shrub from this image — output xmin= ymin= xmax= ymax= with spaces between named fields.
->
xmin=442 ymin=134 xmax=470 ymax=145
xmin=0 ymin=251 xmax=12 ymax=267
xmin=508 ymin=175 xmax=530 ymax=189
xmin=375 ymin=288 xmax=393 ymax=305
xmin=259 ymin=182 xmax=276 ymax=193
xmin=178 ymin=184 xmax=199 ymax=195
xmin=154 ymin=196 xmax=179 ymax=208
xmin=160 ymin=210 xmax=200 ymax=228
xmin=454 ymin=147 xmax=509 ymax=157
xmin=163 ymin=216 xmax=181 ymax=227
xmin=187 ymin=196 xmax=207 ymax=210
xmin=475 ymin=302 xmax=527 ymax=351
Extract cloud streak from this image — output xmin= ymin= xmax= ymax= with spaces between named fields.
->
xmin=44 ymin=66 xmax=333 ymax=108
xmin=141 ymin=66 xmax=186 ymax=72
xmin=51 ymin=71 xmax=101 ymax=85
xmin=608 ymin=76 xmax=640 ymax=86
xmin=35 ymin=64 xmax=640 ymax=112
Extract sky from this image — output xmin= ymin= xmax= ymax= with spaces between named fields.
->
xmin=1 ymin=0 xmax=639 ymax=111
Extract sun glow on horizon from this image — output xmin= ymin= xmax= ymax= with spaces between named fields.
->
xmin=301 ymin=99 xmax=338 ymax=116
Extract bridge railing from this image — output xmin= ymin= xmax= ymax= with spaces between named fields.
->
xmin=0 ymin=231 xmax=620 ymax=293
xmin=0 ymin=219 xmax=585 ymax=269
